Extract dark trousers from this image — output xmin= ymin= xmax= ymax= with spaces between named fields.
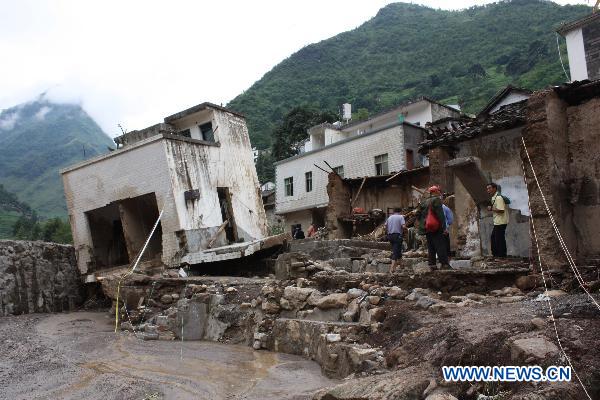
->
xmin=445 ymin=234 xmax=451 ymax=258
xmin=491 ymin=224 xmax=507 ymax=257
xmin=388 ymin=233 xmax=403 ymax=260
xmin=426 ymin=231 xmax=448 ymax=266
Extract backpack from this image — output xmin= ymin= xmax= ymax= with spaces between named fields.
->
xmin=425 ymin=204 xmax=440 ymax=233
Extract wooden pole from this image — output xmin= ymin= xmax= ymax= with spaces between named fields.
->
xmin=351 ymin=177 xmax=367 ymax=207
xmin=208 ymin=220 xmax=229 ymax=249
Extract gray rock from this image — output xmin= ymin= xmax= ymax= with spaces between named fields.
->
xmin=510 ymin=337 xmax=559 ymax=362
xmin=347 ymin=288 xmax=366 ymax=299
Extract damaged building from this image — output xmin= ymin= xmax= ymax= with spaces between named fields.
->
xmin=61 ymin=102 xmax=275 ymax=280
xmin=420 ymin=87 xmax=532 ymax=258
xmin=274 ymin=98 xmax=461 ymax=233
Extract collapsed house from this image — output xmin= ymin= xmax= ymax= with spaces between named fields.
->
xmin=61 ymin=102 xmax=281 ymax=281
xmin=274 ymin=98 xmax=461 ymax=233
xmin=420 ymin=88 xmax=532 ymax=258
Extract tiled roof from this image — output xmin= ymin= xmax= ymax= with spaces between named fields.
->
xmin=419 ymin=100 xmax=527 ymax=151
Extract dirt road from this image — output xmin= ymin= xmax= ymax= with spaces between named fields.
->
xmin=0 ymin=311 xmax=337 ymax=400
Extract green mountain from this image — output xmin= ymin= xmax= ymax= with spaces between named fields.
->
xmin=0 ymin=97 xmax=114 ymax=232
xmin=228 ymin=0 xmax=590 ymax=149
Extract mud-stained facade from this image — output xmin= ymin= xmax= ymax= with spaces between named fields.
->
xmin=62 ymin=103 xmax=268 ymax=277
xmin=524 ymin=80 xmax=600 ymax=268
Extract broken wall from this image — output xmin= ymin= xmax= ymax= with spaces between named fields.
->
xmin=0 ymin=240 xmax=83 ymax=315
xmin=62 ymin=137 xmax=180 ymax=275
xmin=326 ymin=173 xmax=352 ymax=239
xmin=455 ymin=128 xmax=531 ymax=258
xmin=350 ymin=169 xmax=429 ymax=212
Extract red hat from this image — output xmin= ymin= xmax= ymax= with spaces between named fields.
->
xmin=428 ymin=185 xmax=441 ymax=193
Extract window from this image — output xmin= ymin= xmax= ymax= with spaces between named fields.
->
xmin=305 ymin=171 xmax=313 ymax=192
xmin=332 ymin=165 xmax=344 ymax=178
xmin=284 ymin=177 xmax=294 ymax=196
xmin=199 ymin=122 xmax=215 ymax=142
xmin=375 ymin=154 xmax=389 ymax=175
xmin=177 ymin=129 xmax=191 ymax=138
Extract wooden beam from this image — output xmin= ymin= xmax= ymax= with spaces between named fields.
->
xmin=323 ymin=161 xmax=342 ymax=178
xmin=351 ymin=177 xmax=367 ymax=207
xmin=411 ymin=185 xmax=426 ymax=194
xmin=313 ymin=163 xmax=330 ymax=174
xmin=208 ymin=220 xmax=229 ymax=249
xmin=385 ymin=169 xmax=405 ymax=182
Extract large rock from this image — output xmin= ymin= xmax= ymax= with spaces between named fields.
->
xmin=315 ymin=293 xmax=348 ymax=310
xmin=510 ymin=337 xmax=559 ymax=362
xmin=283 ymin=286 xmax=315 ymax=308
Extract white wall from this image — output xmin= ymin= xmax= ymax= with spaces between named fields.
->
xmin=490 ymin=93 xmax=530 ymax=113
xmin=167 ymin=110 xmax=268 ymax=242
xmin=275 ymin=126 xmax=405 ymax=214
xmin=565 ymin=28 xmax=589 ymax=81
xmin=62 ymin=137 xmax=180 ymax=274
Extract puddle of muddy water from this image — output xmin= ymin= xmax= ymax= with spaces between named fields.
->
xmin=13 ymin=311 xmax=337 ymax=400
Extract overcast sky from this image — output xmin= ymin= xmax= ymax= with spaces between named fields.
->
xmin=0 ymin=0 xmax=592 ymax=137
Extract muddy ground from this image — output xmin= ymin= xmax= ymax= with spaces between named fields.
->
xmin=0 ymin=311 xmax=338 ymax=400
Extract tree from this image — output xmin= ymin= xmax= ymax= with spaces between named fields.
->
xmin=255 ymin=151 xmax=275 ymax=184
xmin=352 ymin=108 xmax=370 ymax=121
xmin=271 ymin=106 xmax=337 ymax=161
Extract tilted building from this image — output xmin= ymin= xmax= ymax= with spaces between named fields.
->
xmin=61 ymin=102 xmax=271 ymax=280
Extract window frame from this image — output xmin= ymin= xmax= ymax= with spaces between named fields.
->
xmin=284 ymin=177 xmax=294 ymax=197
xmin=374 ymin=153 xmax=389 ymax=176
xmin=332 ymin=165 xmax=344 ymax=178
xmin=305 ymin=171 xmax=313 ymax=192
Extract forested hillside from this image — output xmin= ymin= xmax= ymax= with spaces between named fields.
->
xmin=0 ymin=97 xmax=114 ymax=219
xmin=228 ymin=0 xmax=589 ymax=149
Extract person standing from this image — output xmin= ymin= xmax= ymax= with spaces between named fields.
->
xmin=442 ymin=201 xmax=454 ymax=260
xmin=385 ymin=208 xmax=406 ymax=273
xmin=486 ymin=182 xmax=508 ymax=258
xmin=417 ymin=186 xmax=450 ymax=269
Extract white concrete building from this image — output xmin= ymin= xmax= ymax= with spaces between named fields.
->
xmin=274 ymin=98 xmax=460 ymax=232
xmin=62 ymin=102 xmax=271 ymax=277
xmin=557 ymin=12 xmax=600 ymax=82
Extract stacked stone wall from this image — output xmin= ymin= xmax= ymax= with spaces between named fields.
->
xmin=0 ymin=240 xmax=83 ymax=315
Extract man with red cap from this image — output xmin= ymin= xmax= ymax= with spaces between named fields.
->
xmin=416 ymin=185 xmax=450 ymax=269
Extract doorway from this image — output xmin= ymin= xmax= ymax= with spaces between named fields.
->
xmin=217 ymin=187 xmax=238 ymax=243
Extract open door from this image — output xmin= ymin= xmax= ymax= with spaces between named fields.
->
xmin=217 ymin=187 xmax=238 ymax=243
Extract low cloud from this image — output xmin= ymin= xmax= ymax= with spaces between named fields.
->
xmin=0 ymin=111 xmax=19 ymax=130
xmin=34 ymin=105 xmax=52 ymax=120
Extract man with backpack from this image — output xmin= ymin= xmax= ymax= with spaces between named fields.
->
xmin=417 ymin=186 xmax=450 ymax=269
xmin=486 ymin=182 xmax=509 ymax=258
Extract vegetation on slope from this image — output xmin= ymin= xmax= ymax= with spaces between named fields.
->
xmin=0 ymin=97 xmax=114 ymax=220
xmin=228 ymin=0 xmax=589 ymax=149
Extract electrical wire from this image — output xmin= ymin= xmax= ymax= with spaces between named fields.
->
xmin=522 ymin=137 xmax=600 ymax=311
xmin=556 ymin=33 xmax=571 ymax=82
xmin=520 ymin=154 xmax=592 ymax=400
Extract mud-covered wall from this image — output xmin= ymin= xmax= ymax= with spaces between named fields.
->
xmin=523 ymin=91 xmax=575 ymax=269
xmin=0 ymin=240 xmax=83 ymax=316
xmin=566 ymin=97 xmax=600 ymax=259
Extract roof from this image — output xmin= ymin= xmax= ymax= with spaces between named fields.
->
xmin=557 ymin=12 xmax=600 ymax=36
xmin=330 ymin=96 xmax=460 ymax=131
xmin=274 ymin=121 xmax=425 ymax=166
xmin=553 ymin=79 xmax=600 ymax=105
xmin=478 ymin=85 xmax=531 ymax=117
xmin=164 ymin=102 xmax=245 ymax=122
xmin=419 ymin=100 xmax=527 ymax=152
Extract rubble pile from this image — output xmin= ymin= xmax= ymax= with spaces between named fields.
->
xmin=102 ymin=239 xmax=600 ymax=398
